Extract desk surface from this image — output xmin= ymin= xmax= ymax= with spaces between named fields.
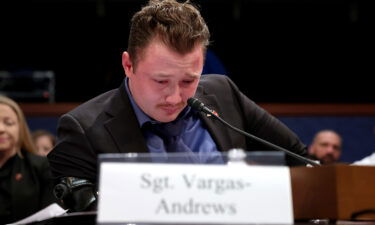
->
xmin=35 ymin=211 xmax=375 ymax=225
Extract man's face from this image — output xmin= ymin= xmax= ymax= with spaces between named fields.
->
xmin=123 ymin=39 xmax=204 ymax=122
xmin=309 ymin=131 xmax=342 ymax=164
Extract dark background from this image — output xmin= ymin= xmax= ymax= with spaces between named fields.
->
xmin=1 ymin=0 xmax=374 ymax=103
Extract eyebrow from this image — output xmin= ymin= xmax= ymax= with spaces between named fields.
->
xmin=187 ymin=73 xmax=200 ymax=78
xmin=154 ymin=73 xmax=200 ymax=79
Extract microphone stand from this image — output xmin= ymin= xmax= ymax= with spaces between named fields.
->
xmin=188 ymin=98 xmax=320 ymax=167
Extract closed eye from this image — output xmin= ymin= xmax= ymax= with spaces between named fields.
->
xmin=154 ymin=80 xmax=168 ymax=84
xmin=182 ymin=80 xmax=194 ymax=84
xmin=4 ymin=119 xmax=15 ymax=126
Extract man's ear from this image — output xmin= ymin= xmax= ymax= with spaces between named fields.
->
xmin=122 ymin=51 xmax=133 ymax=77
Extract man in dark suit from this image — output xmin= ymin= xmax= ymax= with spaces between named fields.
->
xmin=48 ymin=0 xmax=308 ymax=212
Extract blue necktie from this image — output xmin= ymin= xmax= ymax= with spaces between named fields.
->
xmin=144 ymin=119 xmax=201 ymax=163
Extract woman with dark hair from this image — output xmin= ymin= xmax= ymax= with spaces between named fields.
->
xmin=0 ymin=95 xmax=56 ymax=224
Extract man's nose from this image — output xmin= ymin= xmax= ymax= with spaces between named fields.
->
xmin=165 ymin=85 xmax=182 ymax=104
xmin=326 ymin=146 xmax=335 ymax=154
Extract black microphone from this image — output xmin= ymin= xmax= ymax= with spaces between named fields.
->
xmin=187 ymin=97 xmax=320 ymax=167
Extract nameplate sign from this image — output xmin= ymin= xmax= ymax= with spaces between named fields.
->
xmin=97 ymin=163 xmax=293 ymax=224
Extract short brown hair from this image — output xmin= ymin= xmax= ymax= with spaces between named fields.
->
xmin=32 ymin=129 xmax=56 ymax=146
xmin=128 ymin=0 xmax=210 ymax=70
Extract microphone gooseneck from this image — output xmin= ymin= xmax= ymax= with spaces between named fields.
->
xmin=187 ymin=97 xmax=320 ymax=167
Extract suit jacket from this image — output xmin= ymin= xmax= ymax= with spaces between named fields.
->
xmin=48 ymin=75 xmax=307 ymax=182
xmin=0 ymin=151 xmax=56 ymax=224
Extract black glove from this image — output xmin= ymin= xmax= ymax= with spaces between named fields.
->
xmin=53 ymin=177 xmax=97 ymax=212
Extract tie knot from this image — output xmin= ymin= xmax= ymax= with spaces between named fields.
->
xmin=143 ymin=119 xmax=186 ymax=139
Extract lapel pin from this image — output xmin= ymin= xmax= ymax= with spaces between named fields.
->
xmin=207 ymin=110 xmax=219 ymax=117
xmin=15 ymin=173 xmax=23 ymax=181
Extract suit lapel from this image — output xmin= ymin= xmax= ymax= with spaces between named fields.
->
xmin=103 ymin=82 xmax=149 ymax=154
xmin=11 ymin=154 xmax=39 ymax=220
xmin=102 ymin=80 xmax=233 ymax=154
xmin=194 ymin=92 xmax=233 ymax=152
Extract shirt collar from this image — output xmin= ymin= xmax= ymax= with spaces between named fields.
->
xmin=124 ymin=78 xmax=192 ymax=127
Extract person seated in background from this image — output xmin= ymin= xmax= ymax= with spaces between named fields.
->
xmin=48 ymin=0 xmax=309 ymax=212
xmin=0 ymin=95 xmax=56 ymax=224
xmin=32 ymin=129 xmax=56 ymax=157
xmin=308 ymin=129 xmax=342 ymax=165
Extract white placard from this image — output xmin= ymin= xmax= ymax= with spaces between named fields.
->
xmin=97 ymin=163 xmax=293 ymax=224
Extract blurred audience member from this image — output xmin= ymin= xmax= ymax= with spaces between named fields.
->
xmin=308 ymin=129 xmax=342 ymax=165
xmin=32 ymin=129 xmax=56 ymax=157
xmin=0 ymin=95 xmax=56 ymax=224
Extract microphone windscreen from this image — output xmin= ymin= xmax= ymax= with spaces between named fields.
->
xmin=187 ymin=98 xmax=203 ymax=111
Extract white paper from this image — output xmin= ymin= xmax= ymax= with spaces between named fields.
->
xmin=8 ymin=203 xmax=67 ymax=225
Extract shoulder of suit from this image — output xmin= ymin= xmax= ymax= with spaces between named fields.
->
xmin=65 ymin=87 xmax=119 ymax=120
xmin=200 ymin=74 xmax=230 ymax=82
xmin=199 ymin=74 xmax=233 ymax=90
